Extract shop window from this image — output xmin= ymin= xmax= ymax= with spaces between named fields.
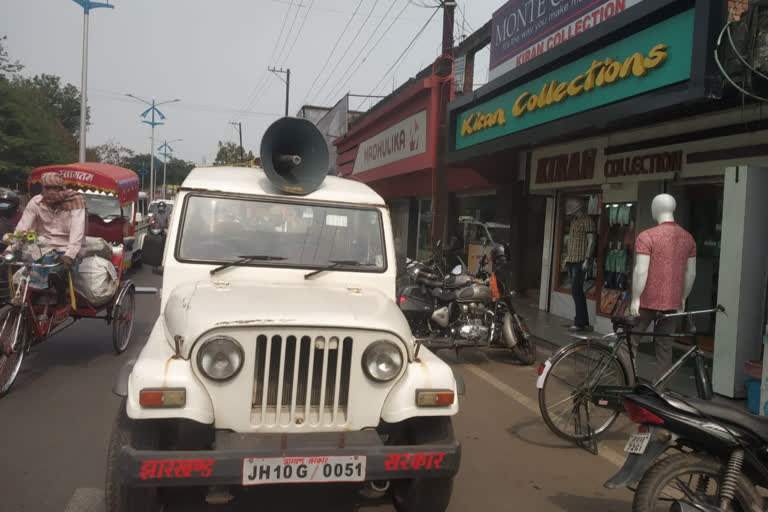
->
xmin=597 ymin=202 xmax=637 ymax=317
xmin=554 ymin=191 xmax=601 ymax=300
xmin=415 ymin=198 xmax=433 ymax=261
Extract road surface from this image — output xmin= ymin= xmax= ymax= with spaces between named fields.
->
xmin=0 ymin=266 xmax=636 ymax=511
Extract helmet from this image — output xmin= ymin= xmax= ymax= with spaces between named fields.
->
xmin=490 ymin=243 xmax=507 ymax=266
xmin=157 ymin=201 xmax=167 ymax=212
xmin=0 ymin=188 xmax=20 ymax=215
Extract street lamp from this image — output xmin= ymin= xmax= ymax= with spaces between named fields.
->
xmin=125 ymin=94 xmax=179 ymax=199
xmin=158 ymin=138 xmax=182 ymax=199
xmin=71 ymin=0 xmax=115 ymax=162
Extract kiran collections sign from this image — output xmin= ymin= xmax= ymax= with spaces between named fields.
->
xmin=490 ymin=0 xmax=645 ymax=79
xmin=352 ymin=110 xmax=427 ymax=175
xmin=456 ymin=9 xmax=694 ymax=151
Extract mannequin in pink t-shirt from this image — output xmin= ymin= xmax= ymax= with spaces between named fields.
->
xmin=629 ymin=194 xmax=697 ymax=380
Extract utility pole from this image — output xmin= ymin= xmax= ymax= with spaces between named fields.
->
xmin=431 ymin=0 xmax=456 ymax=251
xmin=269 ymin=67 xmax=291 ymax=116
xmin=229 ymin=121 xmax=244 ymax=161
xmin=71 ymin=0 xmax=115 ymax=162
xmin=125 ymin=94 xmax=180 ymax=199
xmin=158 ymin=138 xmax=182 ymax=199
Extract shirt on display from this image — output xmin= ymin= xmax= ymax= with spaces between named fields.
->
xmin=636 ymin=222 xmax=697 ymax=311
xmin=566 ymin=214 xmax=596 ymax=263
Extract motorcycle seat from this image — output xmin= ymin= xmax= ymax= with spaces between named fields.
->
xmin=681 ymin=396 xmax=768 ymax=439
xmin=431 ymin=288 xmax=456 ymax=301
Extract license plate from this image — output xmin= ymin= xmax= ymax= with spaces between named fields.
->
xmin=242 ymin=455 xmax=366 ymax=486
xmin=624 ymin=433 xmax=651 ymax=454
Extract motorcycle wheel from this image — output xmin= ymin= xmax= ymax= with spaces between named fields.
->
xmin=511 ymin=337 xmax=536 ymax=365
xmin=502 ymin=312 xmax=536 ymax=365
xmin=633 ymin=452 xmax=762 ymax=512
xmin=0 ymin=305 xmax=27 ymax=398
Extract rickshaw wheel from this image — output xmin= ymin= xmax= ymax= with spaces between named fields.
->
xmin=112 ymin=286 xmax=135 ymax=354
xmin=0 ymin=306 xmax=28 ymax=398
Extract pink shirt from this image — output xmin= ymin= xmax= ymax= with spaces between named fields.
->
xmin=636 ymin=222 xmax=696 ymax=311
xmin=15 ymin=196 xmax=86 ymax=260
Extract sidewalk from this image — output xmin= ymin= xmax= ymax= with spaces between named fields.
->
xmin=510 ymin=293 xmax=750 ymax=410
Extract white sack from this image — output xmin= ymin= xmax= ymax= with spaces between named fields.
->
xmin=79 ymin=237 xmax=112 ymax=260
xmin=73 ymin=256 xmax=118 ymax=306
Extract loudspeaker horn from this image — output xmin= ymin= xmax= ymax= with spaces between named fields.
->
xmin=260 ymin=117 xmax=330 ymax=195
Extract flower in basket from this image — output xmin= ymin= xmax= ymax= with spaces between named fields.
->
xmin=25 ymin=232 xmax=37 ymax=242
xmin=2 ymin=233 xmax=12 ymax=244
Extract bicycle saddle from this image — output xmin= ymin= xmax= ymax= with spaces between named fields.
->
xmin=611 ymin=315 xmax=637 ymax=329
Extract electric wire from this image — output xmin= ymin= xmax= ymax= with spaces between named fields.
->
xmin=279 ymin=0 xmax=317 ymax=68
xmin=366 ymin=5 xmax=441 ymax=99
xmin=274 ymin=0 xmax=304 ymax=66
xmin=230 ymin=1 xmax=296 ymax=122
xmin=321 ymin=0 xmax=405 ymax=105
xmin=309 ymin=0 xmax=381 ymax=105
xmin=301 ymin=0 xmax=366 ymax=107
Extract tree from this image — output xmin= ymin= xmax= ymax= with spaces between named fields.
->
xmin=0 ymin=36 xmax=23 ymax=80
xmin=214 ymin=140 xmax=254 ymax=165
xmin=123 ymin=153 xmax=195 ymax=188
xmin=0 ymin=80 xmax=77 ymax=186
xmin=13 ymin=73 xmax=88 ymax=136
xmin=89 ymin=140 xmax=134 ymax=166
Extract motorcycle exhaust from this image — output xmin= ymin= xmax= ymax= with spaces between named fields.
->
xmin=369 ymin=480 xmax=390 ymax=492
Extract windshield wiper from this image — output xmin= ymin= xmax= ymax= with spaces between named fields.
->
xmin=210 ymin=254 xmax=287 ymax=275
xmin=304 ymin=259 xmax=377 ymax=280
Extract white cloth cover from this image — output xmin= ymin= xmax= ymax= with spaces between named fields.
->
xmin=73 ymin=256 xmax=118 ymax=306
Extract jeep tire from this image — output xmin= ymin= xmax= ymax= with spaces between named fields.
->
xmin=391 ymin=417 xmax=455 ymax=512
xmin=105 ymin=398 xmax=159 ymax=512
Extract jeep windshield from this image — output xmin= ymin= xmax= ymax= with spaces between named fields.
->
xmin=177 ymin=195 xmax=386 ymax=271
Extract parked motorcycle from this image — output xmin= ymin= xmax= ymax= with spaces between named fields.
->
xmin=605 ymin=384 xmax=767 ymax=512
xmin=399 ymin=243 xmax=536 ymax=365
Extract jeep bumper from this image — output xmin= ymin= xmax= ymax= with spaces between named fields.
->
xmin=118 ymin=430 xmax=461 ymax=487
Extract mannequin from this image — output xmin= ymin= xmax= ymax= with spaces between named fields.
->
xmin=565 ymin=197 xmax=596 ymax=331
xmin=630 ymin=193 xmax=697 ymax=380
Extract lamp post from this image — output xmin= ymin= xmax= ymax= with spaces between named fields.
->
xmin=71 ymin=0 xmax=115 ymax=162
xmin=125 ymin=94 xmax=179 ymax=199
xmin=158 ymin=138 xmax=182 ymax=199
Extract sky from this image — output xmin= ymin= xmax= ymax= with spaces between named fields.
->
xmin=1 ymin=0 xmax=498 ymax=165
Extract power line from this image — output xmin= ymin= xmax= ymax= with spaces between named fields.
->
xmin=279 ymin=0 xmax=316 ymax=68
xmin=230 ymin=1 xmax=296 ymax=122
xmin=301 ymin=0 xmax=366 ymax=107
xmin=322 ymin=0 xmax=410 ymax=105
xmin=309 ymin=0 xmax=380 ymax=104
xmin=367 ymin=5 xmax=441 ymax=99
xmin=274 ymin=0 xmax=304 ymax=65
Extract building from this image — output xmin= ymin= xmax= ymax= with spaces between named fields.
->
xmin=444 ymin=0 xmax=768 ymax=398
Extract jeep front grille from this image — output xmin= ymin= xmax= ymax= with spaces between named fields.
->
xmin=252 ymin=334 xmax=353 ymax=427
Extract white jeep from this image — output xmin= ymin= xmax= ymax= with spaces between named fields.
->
xmin=106 ymin=119 xmax=461 ymax=512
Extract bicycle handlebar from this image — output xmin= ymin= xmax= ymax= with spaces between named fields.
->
xmin=657 ymin=305 xmax=726 ymax=320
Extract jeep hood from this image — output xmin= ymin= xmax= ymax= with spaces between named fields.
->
xmin=163 ymin=280 xmax=414 ymax=359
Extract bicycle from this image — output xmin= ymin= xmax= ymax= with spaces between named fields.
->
xmin=536 ymin=306 xmax=725 ymax=443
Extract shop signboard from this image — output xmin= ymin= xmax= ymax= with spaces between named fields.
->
xmin=490 ymin=0 xmax=645 ymax=80
xmin=352 ymin=110 xmax=427 ymax=175
xmin=456 ymin=8 xmax=695 ymax=151
xmin=455 ymin=54 xmax=467 ymax=94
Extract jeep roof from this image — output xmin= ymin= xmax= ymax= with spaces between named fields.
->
xmin=180 ymin=166 xmax=386 ymax=207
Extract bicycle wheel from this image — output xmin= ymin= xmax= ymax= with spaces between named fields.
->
xmin=538 ymin=340 xmax=631 ymax=442
xmin=0 ymin=305 xmax=27 ymax=398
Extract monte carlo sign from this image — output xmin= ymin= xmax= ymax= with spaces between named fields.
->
xmin=456 ymin=9 xmax=694 ymax=150
xmin=490 ymin=0 xmax=646 ymax=80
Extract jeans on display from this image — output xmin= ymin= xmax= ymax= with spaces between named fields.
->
xmin=567 ymin=262 xmax=589 ymax=328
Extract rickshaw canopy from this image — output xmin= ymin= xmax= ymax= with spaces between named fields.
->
xmin=28 ymin=163 xmax=140 ymax=206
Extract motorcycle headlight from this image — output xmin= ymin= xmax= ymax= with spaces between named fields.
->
xmin=362 ymin=340 xmax=403 ymax=382
xmin=197 ymin=336 xmax=244 ymax=381
xmin=150 ymin=228 xmax=161 ymax=235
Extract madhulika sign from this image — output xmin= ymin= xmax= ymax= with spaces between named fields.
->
xmin=455 ymin=9 xmax=694 ymax=151
xmin=490 ymin=0 xmax=645 ymax=79
xmin=352 ymin=110 xmax=427 ymax=175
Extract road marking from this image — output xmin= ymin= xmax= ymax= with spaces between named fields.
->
xmin=463 ymin=364 xmax=626 ymax=468
xmin=64 ymin=487 xmax=104 ymax=512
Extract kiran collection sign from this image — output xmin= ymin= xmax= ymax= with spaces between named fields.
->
xmin=456 ymin=9 xmax=695 ymax=151
xmin=490 ymin=0 xmax=645 ymax=79
xmin=352 ymin=110 xmax=427 ymax=175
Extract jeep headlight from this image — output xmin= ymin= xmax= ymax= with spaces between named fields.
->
xmin=197 ymin=336 xmax=244 ymax=381
xmin=362 ymin=341 xmax=403 ymax=382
